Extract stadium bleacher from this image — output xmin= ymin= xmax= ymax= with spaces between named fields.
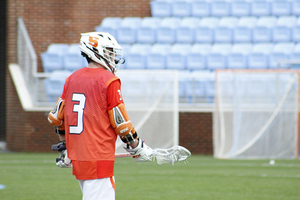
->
xmin=95 ymin=17 xmax=122 ymax=41
xmin=146 ymin=43 xmax=171 ymax=69
xmin=233 ymin=16 xmax=257 ymax=43
xmin=44 ymin=70 xmax=72 ymax=101
xmin=228 ymin=43 xmax=253 ymax=69
xmin=42 ymin=0 xmax=300 ymax=103
xmin=186 ymin=43 xmax=211 ymax=70
xmin=126 ymin=43 xmax=152 ymax=69
xmin=41 ymin=44 xmax=69 ymax=72
xmin=63 ymin=43 xmax=87 ymax=71
xmin=137 ymin=17 xmax=161 ymax=43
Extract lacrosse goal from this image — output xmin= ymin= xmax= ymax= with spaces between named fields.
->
xmin=115 ymin=70 xmax=179 ymax=154
xmin=214 ymin=70 xmax=300 ymax=159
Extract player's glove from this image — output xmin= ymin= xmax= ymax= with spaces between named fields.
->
xmin=124 ymin=138 xmax=155 ymax=163
xmin=56 ymin=149 xmax=72 ymax=168
xmin=51 ymin=141 xmax=72 ymax=168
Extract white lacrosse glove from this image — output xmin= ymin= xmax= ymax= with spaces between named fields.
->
xmin=124 ymin=138 xmax=155 ymax=163
xmin=56 ymin=149 xmax=72 ymax=168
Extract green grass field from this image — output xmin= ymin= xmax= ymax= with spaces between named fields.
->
xmin=0 ymin=153 xmax=300 ymax=200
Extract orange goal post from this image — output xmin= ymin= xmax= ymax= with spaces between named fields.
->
xmin=213 ymin=69 xmax=300 ymax=159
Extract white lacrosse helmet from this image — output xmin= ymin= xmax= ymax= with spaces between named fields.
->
xmin=79 ymin=32 xmax=123 ymax=73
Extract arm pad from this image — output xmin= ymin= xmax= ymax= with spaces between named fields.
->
xmin=48 ymin=97 xmax=65 ymax=126
xmin=108 ymin=103 xmax=138 ymax=144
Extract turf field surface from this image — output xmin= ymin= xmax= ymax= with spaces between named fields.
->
xmin=0 ymin=153 xmax=299 ymax=200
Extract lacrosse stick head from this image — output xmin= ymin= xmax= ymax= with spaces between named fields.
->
xmin=153 ymin=146 xmax=191 ymax=165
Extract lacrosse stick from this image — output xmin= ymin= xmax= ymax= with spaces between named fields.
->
xmin=116 ymin=146 xmax=191 ymax=165
xmin=52 ymin=142 xmax=191 ymax=165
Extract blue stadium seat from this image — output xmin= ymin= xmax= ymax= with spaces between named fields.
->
xmin=292 ymin=17 xmax=300 ymax=42
xmin=191 ymin=0 xmax=211 ymax=17
xmin=41 ymin=44 xmax=69 ymax=72
xmin=136 ymin=17 xmax=161 ymax=44
xmin=126 ymin=44 xmax=151 ymax=69
xmin=47 ymin=44 xmax=69 ymax=55
xmin=233 ymin=17 xmax=257 ymax=43
xmin=204 ymin=71 xmax=216 ymax=103
xmin=63 ymin=43 xmax=86 ymax=71
xmin=146 ymin=44 xmax=171 ymax=69
xmin=41 ymin=52 xmax=64 ymax=73
xmin=211 ymin=0 xmax=231 ymax=17
xmin=176 ymin=17 xmax=200 ymax=43
xmin=290 ymin=43 xmax=300 ymax=61
xmin=97 ymin=17 xmax=122 ymax=27
xmin=195 ymin=17 xmax=219 ymax=43
xmin=166 ymin=44 xmax=191 ymax=70
xmin=171 ymin=0 xmax=191 ymax=17
xmin=178 ymin=70 xmax=193 ymax=103
xmin=293 ymin=18 xmax=300 ymax=42
xmin=253 ymin=16 xmax=277 ymax=43
xmin=150 ymin=0 xmax=172 ymax=17
xmin=273 ymin=16 xmax=297 ymax=42
xmin=191 ymin=70 xmax=212 ymax=103
xmin=179 ymin=70 xmax=215 ymax=104
xmin=44 ymin=70 xmax=72 ymax=102
xmin=214 ymin=17 xmax=238 ymax=43
xmin=117 ymin=17 xmax=142 ymax=44
xmin=95 ymin=17 xmax=122 ymax=40
xmin=269 ymin=43 xmax=294 ymax=69
xmin=193 ymin=70 xmax=215 ymax=103
xmin=156 ymin=17 xmax=181 ymax=43
xmin=248 ymin=43 xmax=273 ymax=69
xmin=119 ymin=44 xmax=132 ymax=69
xmin=250 ymin=0 xmax=271 ymax=16
xmin=271 ymin=0 xmax=292 ymax=16
xmin=95 ymin=26 xmax=119 ymax=41
xmin=227 ymin=43 xmax=252 ymax=69
xmin=231 ymin=0 xmax=251 ymax=17
xmin=207 ymin=43 xmax=232 ymax=70
xmin=69 ymin=43 xmax=81 ymax=54
xmin=292 ymin=0 xmax=300 ymax=16
xmin=186 ymin=43 xmax=211 ymax=70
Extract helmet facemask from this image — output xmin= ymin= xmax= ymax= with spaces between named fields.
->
xmin=103 ymin=47 xmax=123 ymax=74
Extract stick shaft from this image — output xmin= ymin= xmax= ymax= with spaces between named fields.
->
xmin=115 ymin=153 xmax=131 ymax=158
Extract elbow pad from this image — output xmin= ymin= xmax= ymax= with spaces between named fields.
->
xmin=108 ymin=103 xmax=138 ymax=144
xmin=48 ymin=97 xmax=65 ymax=126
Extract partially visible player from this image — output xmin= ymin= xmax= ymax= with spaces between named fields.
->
xmin=47 ymin=32 xmax=154 ymax=200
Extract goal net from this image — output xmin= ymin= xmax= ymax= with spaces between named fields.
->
xmin=214 ymin=70 xmax=300 ymax=159
xmin=115 ymin=70 xmax=179 ymax=154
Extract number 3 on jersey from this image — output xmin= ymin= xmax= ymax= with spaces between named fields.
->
xmin=70 ymin=93 xmax=86 ymax=134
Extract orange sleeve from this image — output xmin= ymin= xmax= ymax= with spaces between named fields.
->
xmin=107 ymin=79 xmax=124 ymax=110
xmin=60 ymin=76 xmax=69 ymax=100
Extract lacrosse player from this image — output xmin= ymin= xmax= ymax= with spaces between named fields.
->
xmin=48 ymin=32 xmax=154 ymax=200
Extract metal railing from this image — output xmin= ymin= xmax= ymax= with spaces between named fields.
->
xmin=17 ymin=17 xmax=48 ymax=107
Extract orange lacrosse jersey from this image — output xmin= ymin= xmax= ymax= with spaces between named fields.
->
xmin=61 ymin=67 xmax=123 ymax=180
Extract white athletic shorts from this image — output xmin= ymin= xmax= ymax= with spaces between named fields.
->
xmin=78 ymin=176 xmax=115 ymax=200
